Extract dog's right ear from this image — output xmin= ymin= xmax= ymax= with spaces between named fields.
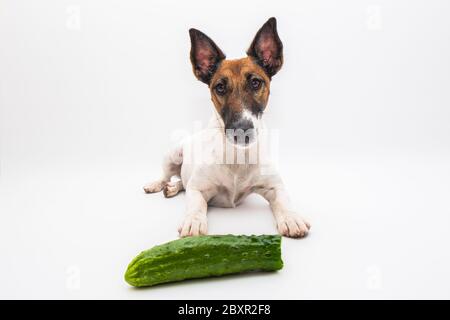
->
xmin=189 ymin=28 xmax=226 ymax=85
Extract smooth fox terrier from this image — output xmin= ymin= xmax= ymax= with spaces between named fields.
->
xmin=144 ymin=18 xmax=311 ymax=238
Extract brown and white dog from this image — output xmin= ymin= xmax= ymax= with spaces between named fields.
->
xmin=144 ymin=18 xmax=310 ymax=238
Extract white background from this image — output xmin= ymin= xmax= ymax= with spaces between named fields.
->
xmin=1 ymin=0 xmax=450 ymax=299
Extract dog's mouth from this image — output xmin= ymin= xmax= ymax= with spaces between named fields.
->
xmin=225 ymin=128 xmax=257 ymax=147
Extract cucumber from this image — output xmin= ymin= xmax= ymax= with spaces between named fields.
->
xmin=125 ymin=235 xmax=283 ymax=287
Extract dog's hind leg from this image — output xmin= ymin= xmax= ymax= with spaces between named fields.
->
xmin=143 ymin=146 xmax=183 ymax=194
xmin=163 ymin=180 xmax=184 ymax=198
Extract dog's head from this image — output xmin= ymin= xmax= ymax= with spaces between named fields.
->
xmin=189 ymin=17 xmax=283 ymax=147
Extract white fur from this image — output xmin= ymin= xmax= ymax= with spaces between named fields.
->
xmin=144 ymin=113 xmax=310 ymax=238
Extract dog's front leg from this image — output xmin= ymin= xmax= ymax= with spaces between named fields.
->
xmin=255 ymin=176 xmax=311 ymax=238
xmin=178 ymin=188 xmax=208 ymax=237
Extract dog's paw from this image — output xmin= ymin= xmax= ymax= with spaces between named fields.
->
xmin=178 ymin=214 xmax=208 ymax=238
xmin=276 ymin=212 xmax=311 ymax=238
xmin=163 ymin=181 xmax=183 ymax=198
xmin=143 ymin=180 xmax=166 ymax=193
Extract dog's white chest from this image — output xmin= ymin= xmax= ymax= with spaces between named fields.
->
xmin=208 ymin=166 xmax=256 ymax=207
xmin=179 ymin=115 xmax=269 ymax=208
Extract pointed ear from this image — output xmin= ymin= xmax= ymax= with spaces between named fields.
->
xmin=189 ymin=28 xmax=226 ymax=85
xmin=247 ymin=17 xmax=283 ymax=78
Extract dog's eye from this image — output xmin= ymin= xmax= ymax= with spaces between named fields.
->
xmin=250 ymin=78 xmax=262 ymax=91
xmin=215 ymin=83 xmax=226 ymax=96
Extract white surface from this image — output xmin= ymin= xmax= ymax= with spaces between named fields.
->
xmin=1 ymin=0 xmax=450 ymax=299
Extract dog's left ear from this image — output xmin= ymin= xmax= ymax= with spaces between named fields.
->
xmin=247 ymin=17 xmax=283 ymax=78
xmin=189 ymin=28 xmax=226 ymax=85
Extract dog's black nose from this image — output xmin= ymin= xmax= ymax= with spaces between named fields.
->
xmin=229 ymin=119 xmax=254 ymax=132
xmin=226 ymin=119 xmax=255 ymax=145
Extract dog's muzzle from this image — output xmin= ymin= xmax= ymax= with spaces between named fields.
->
xmin=225 ymin=118 xmax=256 ymax=146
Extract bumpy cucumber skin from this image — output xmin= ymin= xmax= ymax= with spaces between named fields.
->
xmin=125 ymin=235 xmax=283 ymax=287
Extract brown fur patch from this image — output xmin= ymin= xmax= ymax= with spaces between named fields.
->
xmin=209 ymin=57 xmax=271 ymax=116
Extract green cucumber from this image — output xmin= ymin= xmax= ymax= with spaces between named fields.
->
xmin=125 ymin=234 xmax=283 ymax=287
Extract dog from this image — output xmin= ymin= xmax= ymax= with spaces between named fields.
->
xmin=144 ymin=17 xmax=310 ymax=238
